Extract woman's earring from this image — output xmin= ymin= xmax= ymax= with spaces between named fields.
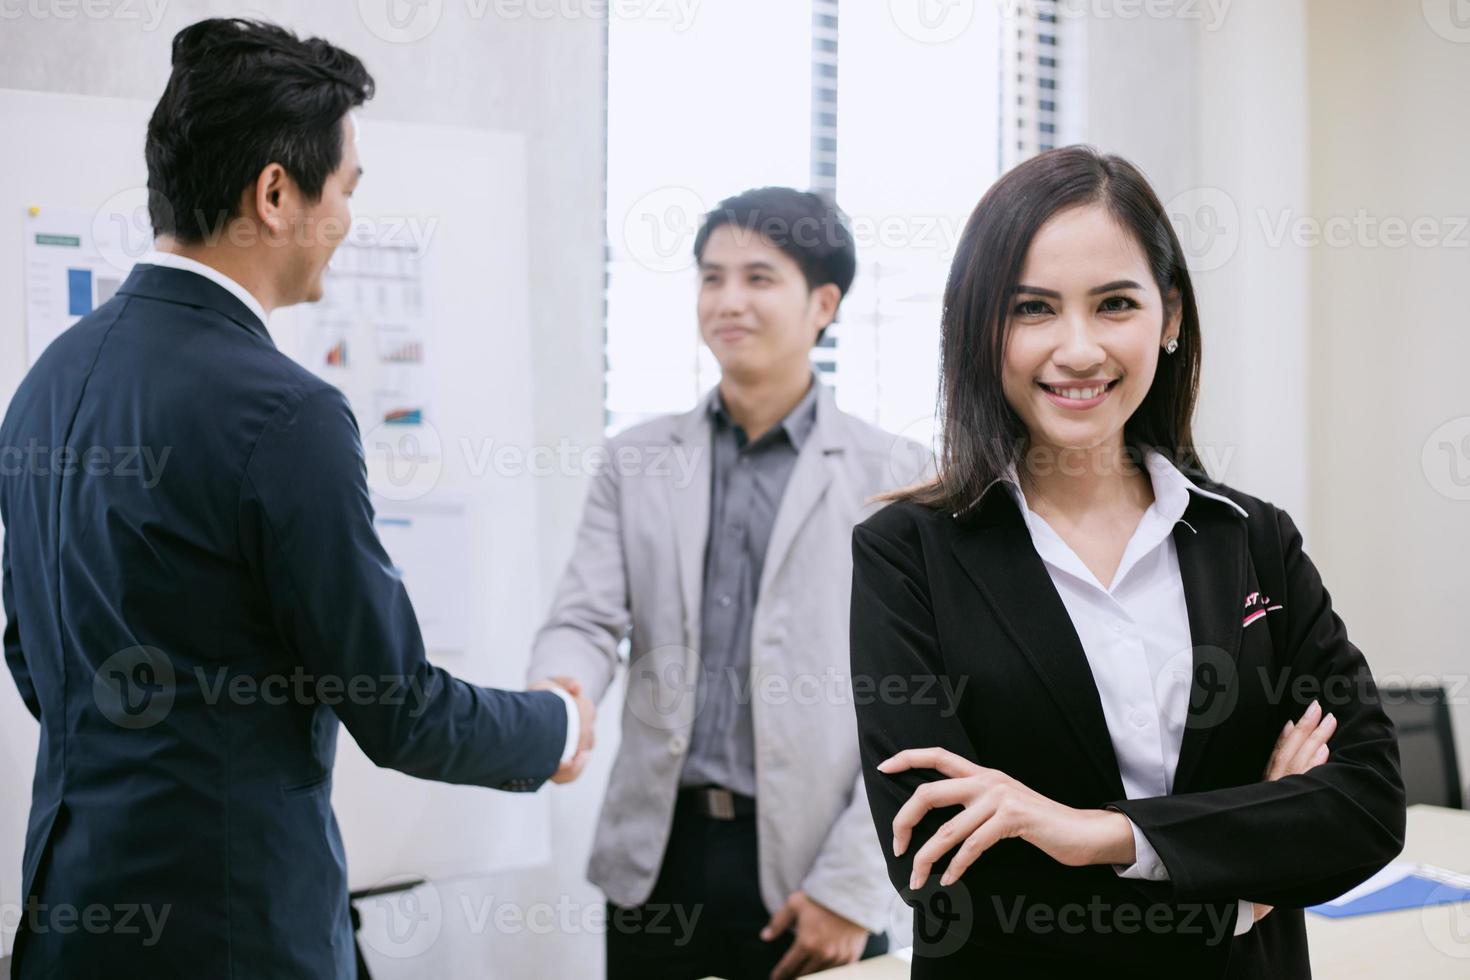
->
xmin=1165 ymin=337 xmax=1179 ymax=354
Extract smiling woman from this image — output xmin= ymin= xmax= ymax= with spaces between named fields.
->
xmin=889 ymin=146 xmax=1207 ymax=518
xmin=852 ymin=146 xmax=1406 ymax=978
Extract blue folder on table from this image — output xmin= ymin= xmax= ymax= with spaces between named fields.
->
xmin=1308 ymin=864 xmax=1470 ymax=919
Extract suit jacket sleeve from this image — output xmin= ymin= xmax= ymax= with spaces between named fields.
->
xmin=851 ymin=516 xmax=1155 ymax=902
xmin=239 ymin=385 xmax=566 ymax=789
xmin=1107 ymin=507 xmax=1406 ymax=907
xmin=525 ymin=450 xmax=629 ymax=703
xmin=851 ymin=516 xmax=980 ymax=906
xmin=2 ymin=521 xmax=40 ymax=720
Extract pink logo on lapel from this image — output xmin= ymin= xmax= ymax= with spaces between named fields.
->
xmin=1242 ymin=591 xmax=1283 ymax=628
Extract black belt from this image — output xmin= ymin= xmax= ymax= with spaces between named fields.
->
xmin=679 ymin=785 xmax=756 ymax=820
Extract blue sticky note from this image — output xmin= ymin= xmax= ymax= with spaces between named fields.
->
xmin=1308 ymin=874 xmax=1470 ymax=918
xmin=67 ymin=268 xmax=93 ymax=316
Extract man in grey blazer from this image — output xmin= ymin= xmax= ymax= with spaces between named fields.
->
xmin=528 ymin=187 xmax=928 ymax=979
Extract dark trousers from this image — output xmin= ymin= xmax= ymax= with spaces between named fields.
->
xmin=605 ymin=793 xmax=888 ymax=980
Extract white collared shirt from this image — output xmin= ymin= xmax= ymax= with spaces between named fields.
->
xmin=996 ymin=448 xmax=1257 ymax=935
xmin=139 ymin=249 xmax=270 ymax=329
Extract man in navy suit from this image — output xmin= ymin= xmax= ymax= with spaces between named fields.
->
xmin=0 ymin=19 xmax=593 ymax=978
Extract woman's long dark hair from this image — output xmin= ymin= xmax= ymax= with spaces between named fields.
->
xmin=889 ymin=145 xmax=1207 ymax=519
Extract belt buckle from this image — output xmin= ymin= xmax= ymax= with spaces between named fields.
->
xmin=703 ymin=787 xmax=737 ymax=820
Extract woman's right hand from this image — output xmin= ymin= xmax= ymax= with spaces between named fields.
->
xmin=1251 ymin=699 xmax=1337 ymax=922
xmin=1263 ymin=698 xmax=1337 ymax=781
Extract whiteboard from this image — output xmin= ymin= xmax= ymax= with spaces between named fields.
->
xmin=0 ymin=88 xmax=552 ymax=914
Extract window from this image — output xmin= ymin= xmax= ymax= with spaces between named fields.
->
xmin=999 ymin=5 xmax=1066 ymax=171
xmin=606 ymin=1 xmax=1006 ymax=436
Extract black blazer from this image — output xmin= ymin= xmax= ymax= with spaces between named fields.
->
xmin=850 ymin=479 xmax=1405 ymax=979
xmin=0 ymin=265 xmax=568 ymax=978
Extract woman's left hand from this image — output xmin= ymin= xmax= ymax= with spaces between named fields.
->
xmin=878 ymin=748 xmax=1134 ymax=890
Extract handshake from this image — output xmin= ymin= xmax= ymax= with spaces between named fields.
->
xmin=530 ymin=675 xmax=598 ymax=784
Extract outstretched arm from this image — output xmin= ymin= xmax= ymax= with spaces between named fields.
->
xmin=241 ymin=387 xmax=568 ymax=790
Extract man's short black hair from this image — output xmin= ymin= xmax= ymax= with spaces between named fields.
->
xmin=145 ymin=18 xmax=375 ymax=243
xmin=693 ymin=186 xmax=858 ymax=305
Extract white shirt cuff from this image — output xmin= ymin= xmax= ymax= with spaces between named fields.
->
xmin=543 ymin=685 xmax=580 ymax=764
xmin=1112 ymin=816 xmax=1171 ymax=881
xmin=1234 ymin=900 xmax=1255 ymax=935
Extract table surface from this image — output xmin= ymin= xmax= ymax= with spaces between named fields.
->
xmin=800 ymin=804 xmax=1470 ymax=978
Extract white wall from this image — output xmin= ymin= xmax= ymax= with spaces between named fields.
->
xmin=1305 ymin=0 xmax=1470 ymax=786
xmin=1075 ymin=0 xmax=1311 ymax=520
xmin=0 ymin=3 xmax=610 ymax=977
xmin=1081 ymin=0 xmax=1470 ymax=792
xmin=1192 ymin=0 xmax=1311 ymax=518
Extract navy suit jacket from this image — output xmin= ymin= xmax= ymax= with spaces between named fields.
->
xmin=0 ymin=264 xmax=567 ymax=978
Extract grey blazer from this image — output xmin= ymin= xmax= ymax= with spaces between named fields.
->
xmin=528 ymin=381 xmax=928 ymax=932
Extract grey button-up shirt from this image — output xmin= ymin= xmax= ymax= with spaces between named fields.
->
xmin=679 ymin=376 xmax=821 ymax=798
